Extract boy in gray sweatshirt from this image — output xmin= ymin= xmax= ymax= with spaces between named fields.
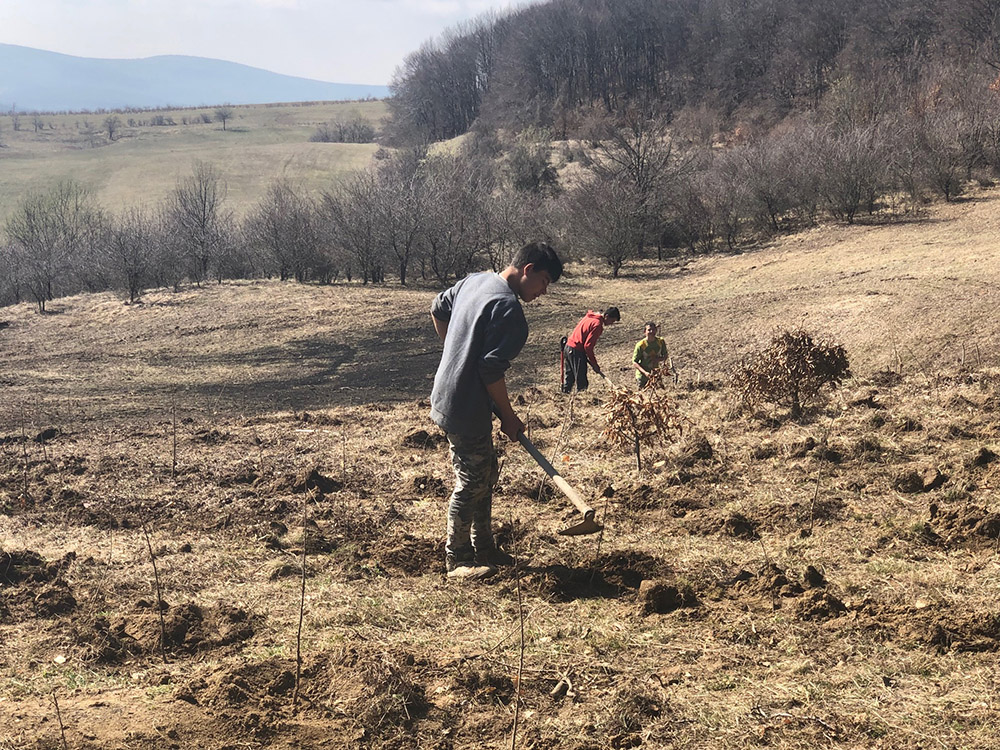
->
xmin=430 ymin=242 xmax=563 ymax=580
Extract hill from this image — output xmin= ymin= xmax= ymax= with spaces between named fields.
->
xmin=0 ymin=43 xmax=390 ymax=112
xmin=2 ymin=189 xmax=1000 ymax=747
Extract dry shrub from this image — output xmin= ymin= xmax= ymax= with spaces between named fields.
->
xmin=732 ymin=329 xmax=851 ymax=418
xmin=604 ymin=371 xmax=685 ymax=470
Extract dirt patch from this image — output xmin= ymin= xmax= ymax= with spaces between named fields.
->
xmin=855 ymin=603 xmax=1000 ymax=653
xmin=673 ymin=432 xmax=714 ymax=467
xmin=186 ymin=647 xmax=428 ymax=744
xmin=411 ymin=474 xmax=448 ymax=497
xmin=927 ymin=503 xmax=1000 ymax=547
xmin=368 ymin=534 xmax=441 ymax=576
xmin=684 ymin=509 xmax=759 ymax=539
xmin=260 ymin=466 xmax=343 ymax=497
xmin=71 ymin=601 xmax=259 ymax=661
xmin=520 ymin=551 xmax=672 ymax=602
xmin=402 ymin=429 xmax=447 ymax=449
xmin=1 ymin=549 xmax=77 ymax=623
xmin=637 ymin=579 xmax=699 ymax=615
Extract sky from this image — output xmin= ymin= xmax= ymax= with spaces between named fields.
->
xmin=0 ymin=0 xmax=539 ymax=86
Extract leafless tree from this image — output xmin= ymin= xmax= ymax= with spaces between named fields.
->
xmin=165 ymin=162 xmax=231 ymax=285
xmin=104 ymin=115 xmax=121 ymax=142
xmin=244 ymin=181 xmax=321 ymax=282
xmin=4 ymin=182 xmax=101 ymax=312
xmin=214 ymin=105 xmax=235 ymax=131
xmin=418 ymin=153 xmax=492 ymax=283
xmin=371 ymin=150 xmax=426 ymax=284
xmin=322 ymin=170 xmax=385 ymax=283
xmin=563 ymin=172 xmax=646 ymax=277
xmin=109 ymin=207 xmax=158 ymax=303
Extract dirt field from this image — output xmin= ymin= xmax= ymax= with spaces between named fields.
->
xmin=3 ymin=192 xmax=1000 ymax=749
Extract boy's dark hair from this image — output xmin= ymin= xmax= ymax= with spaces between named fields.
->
xmin=604 ymin=306 xmax=621 ymax=322
xmin=511 ymin=241 xmax=563 ymax=282
xmin=644 ymin=321 xmax=657 ymax=330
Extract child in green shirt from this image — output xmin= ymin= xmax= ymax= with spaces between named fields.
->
xmin=633 ymin=321 xmax=668 ymax=388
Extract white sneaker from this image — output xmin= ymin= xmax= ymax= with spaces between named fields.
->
xmin=446 ymin=563 xmax=497 ymax=581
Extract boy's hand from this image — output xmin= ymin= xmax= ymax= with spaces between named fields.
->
xmin=499 ymin=414 xmax=526 ymax=441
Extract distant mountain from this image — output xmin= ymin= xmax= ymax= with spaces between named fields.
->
xmin=0 ymin=44 xmax=389 ymax=112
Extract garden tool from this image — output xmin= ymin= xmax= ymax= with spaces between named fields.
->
xmin=559 ymin=336 xmax=568 ymax=388
xmin=514 ymin=431 xmax=602 ymax=536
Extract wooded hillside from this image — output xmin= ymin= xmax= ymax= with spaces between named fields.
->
xmin=386 ymin=0 xmax=1000 ymax=143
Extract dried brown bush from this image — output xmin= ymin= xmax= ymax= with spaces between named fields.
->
xmin=732 ymin=329 xmax=851 ymax=418
xmin=604 ymin=370 xmax=685 ymax=470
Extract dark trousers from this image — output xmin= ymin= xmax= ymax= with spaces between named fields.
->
xmin=562 ymin=346 xmax=589 ymax=393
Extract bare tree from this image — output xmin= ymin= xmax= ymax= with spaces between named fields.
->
xmin=322 ymin=170 xmax=385 ymax=284
xmin=564 ymin=172 xmax=646 ymax=277
xmin=214 ymin=105 xmax=235 ymax=131
xmin=371 ymin=150 xmax=427 ymax=284
xmin=165 ymin=162 xmax=231 ymax=285
xmin=418 ymin=153 xmax=492 ymax=283
xmin=4 ymin=182 xmax=100 ymax=312
xmin=104 ymin=115 xmax=121 ymax=142
xmin=244 ymin=181 xmax=320 ymax=282
xmin=109 ymin=208 xmax=157 ymax=303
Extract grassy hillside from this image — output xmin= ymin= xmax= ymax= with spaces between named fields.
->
xmin=2 ymin=193 xmax=1000 ymax=749
xmin=0 ymin=100 xmax=386 ymax=223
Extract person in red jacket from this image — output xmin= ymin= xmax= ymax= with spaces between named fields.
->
xmin=562 ymin=307 xmax=620 ymax=393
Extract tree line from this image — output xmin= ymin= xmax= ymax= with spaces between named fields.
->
xmin=386 ymin=0 xmax=1000 ymax=145
xmin=5 ymin=55 xmax=998 ymax=312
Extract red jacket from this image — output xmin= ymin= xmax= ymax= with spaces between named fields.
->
xmin=566 ymin=311 xmax=605 ymax=371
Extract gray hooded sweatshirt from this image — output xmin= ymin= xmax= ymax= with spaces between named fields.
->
xmin=430 ymin=272 xmax=528 ymax=436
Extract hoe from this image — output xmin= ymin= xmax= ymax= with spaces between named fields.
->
xmin=513 ymin=431 xmax=603 ymax=536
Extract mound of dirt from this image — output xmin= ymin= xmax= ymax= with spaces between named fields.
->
xmin=71 ymin=616 xmax=144 ymax=663
xmin=368 ymin=534 xmax=441 ymax=576
xmin=260 ymin=467 xmax=342 ymax=497
xmin=81 ymin=602 xmax=259 ymax=659
xmin=615 ymin=483 xmax=659 ymax=511
xmin=191 ymin=647 xmax=428 ymax=743
xmin=674 ymin=433 xmax=714 ymax=467
xmin=402 ymin=429 xmax=447 ymax=449
xmin=683 ymin=510 xmax=759 ymax=539
xmin=926 ymin=503 xmax=1000 ymax=547
xmin=893 ymin=466 xmax=946 ymax=493
xmin=1 ymin=549 xmax=77 ymax=623
xmin=410 ymin=474 xmax=448 ymax=497
xmin=792 ymin=589 xmax=846 ymax=621
xmin=521 ymin=551 xmax=672 ymax=602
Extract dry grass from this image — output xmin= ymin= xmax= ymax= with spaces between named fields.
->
xmin=0 ymin=100 xmax=386 ymax=223
xmin=3 ymin=192 xmax=1000 ymax=748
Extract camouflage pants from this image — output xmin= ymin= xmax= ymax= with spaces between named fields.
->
xmin=445 ymin=431 xmax=499 ymax=565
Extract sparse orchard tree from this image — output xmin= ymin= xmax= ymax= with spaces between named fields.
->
xmin=244 ymin=181 xmax=320 ymax=282
xmin=214 ymin=105 xmax=235 ymax=131
xmin=32 ymin=115 xmax=43 ymax=133
xmin=165 ymin=162 xmax=231 ymax=286
xmin=563 ymin=167 xmax=649 ymax=276
xmin=104 ymin=115 xmax=122 ymax=141
xmin=322 ymin=170 xmax=385 ymax=284
xmin=418 ymin=153 xmax=493 ymax=283
xmin=0 ymin=243 xmax=24 ymax=306
xmin=108 ymin=207 xmax=158 ymax=303
xmin=814 ymin=124 xmax=893 ymax=224
xmin=4 ymin=181 xmax=101 ymax=312
xmin=372 ymin=150 xmax=427 ymax=284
